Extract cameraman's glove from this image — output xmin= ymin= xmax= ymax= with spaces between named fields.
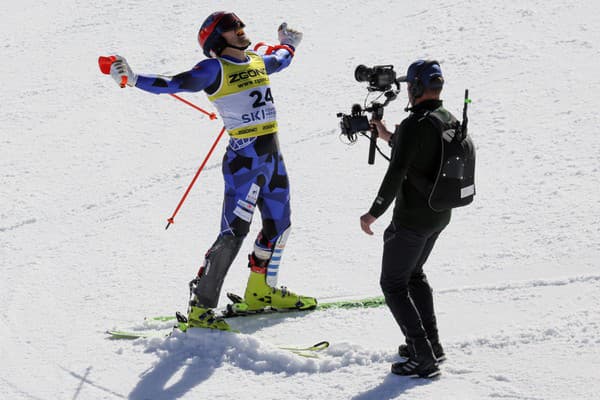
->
xmin=278 ymin=22 xmax=302 ymax=48
xmin=109 ymin=55 xmax=137 ymax=87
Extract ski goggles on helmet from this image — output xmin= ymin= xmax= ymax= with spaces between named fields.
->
xmin=214 ymin=12 xmax=245 ymax=33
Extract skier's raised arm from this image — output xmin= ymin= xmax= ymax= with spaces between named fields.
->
xmin=262 ymin=23 xmax=302 ymax=74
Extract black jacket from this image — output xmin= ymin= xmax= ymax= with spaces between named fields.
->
xmin=368 ymin=99 xmax=452 ymax=231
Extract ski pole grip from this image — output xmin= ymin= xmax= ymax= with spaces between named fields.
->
xmin=253 ymin=42 xmax=273 ymax=54
xmin=271 ymin=44 xmax=294 ymax=56
xmin=98 ymin=55 xmax=127 ymax=88
xmin=98 ymin=55 xmax=116 ymax=74
xmin=253 ymin=42 xmax=295 ymax=56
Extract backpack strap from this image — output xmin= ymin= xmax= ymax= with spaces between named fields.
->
xmin=405 ymin=109 xmax=445 ymax=197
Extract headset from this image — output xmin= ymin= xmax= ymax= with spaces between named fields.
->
xmin=410 ymin=60 xmax=442 ymax=99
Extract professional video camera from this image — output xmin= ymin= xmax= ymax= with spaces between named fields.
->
xmin=355 ymin=64 xmax=397 ymax=92
xmin=337 ymin=64 xmax=401 ymax=164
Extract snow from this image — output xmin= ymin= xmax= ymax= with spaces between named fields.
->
xmin=2 ymin=0 xmax=600 ymax=399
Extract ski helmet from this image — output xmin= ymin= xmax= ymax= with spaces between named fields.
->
xmin=198 ymin=11 xmax=246 ymax=58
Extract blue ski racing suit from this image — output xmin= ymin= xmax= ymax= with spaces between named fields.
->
xmin=135 ymin=48 xmax=295 ymax=307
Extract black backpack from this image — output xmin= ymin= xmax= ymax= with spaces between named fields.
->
xmin=409 ymin=91 xmax=476 ymax=212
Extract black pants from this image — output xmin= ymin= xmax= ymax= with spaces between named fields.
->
xmin=380 ymin=221 xmax=444 ymax=345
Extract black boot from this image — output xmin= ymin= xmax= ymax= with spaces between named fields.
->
xmin=391 ymin=339 xmax=440 ymax=379
xmin=399 ymin=341 xmax=446 ymax=362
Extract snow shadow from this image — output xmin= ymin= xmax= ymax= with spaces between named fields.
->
xmin=129 ymin=350 xmax=215 ymax=400
xmin=128 ymin=330 xmax=398 ymax=399
xmin=351 ymin=373 xmax=435 ymax=400
xmin=128 ymin=329 xmax=321 ymax=399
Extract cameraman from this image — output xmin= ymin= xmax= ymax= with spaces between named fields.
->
xmin=360 ymin=60 xmax=452 ymax=379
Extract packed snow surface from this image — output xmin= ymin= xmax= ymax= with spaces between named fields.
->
xmin=2 ymin=0 xmax=599 ymax=399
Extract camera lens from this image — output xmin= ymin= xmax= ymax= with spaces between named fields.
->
xmin=354 ymin=65 xmax=372 ymax=82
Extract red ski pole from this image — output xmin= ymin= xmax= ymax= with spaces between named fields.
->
xmin=165 ymin=126 xmax=227 ymax=230
xmin=169 ymin=94 xmax=217 ymax=120
xmin=98 ymin=55 xmax=225 ymax=229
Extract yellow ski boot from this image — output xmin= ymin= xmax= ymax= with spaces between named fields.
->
xmin=187 ymin=306 xmax=232 ymax=331
xmin=243 ymin=268 xmax=317 ymax=312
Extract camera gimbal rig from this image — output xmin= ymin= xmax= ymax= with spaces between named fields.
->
xmin=337 ymin=65 xmax=401 ymax=164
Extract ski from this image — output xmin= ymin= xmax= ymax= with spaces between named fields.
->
xmin=108 ymin=295 xmax=382 ymax=358
xmin=107 ymin=329 xmax=170 ymax=339
xmin=279 ymin=340 xmax=329 ymax=358
xmin=106 ymin=328 xmax=329 ymax=358
xmin=148 ymin=294 xmax=386 ymax=322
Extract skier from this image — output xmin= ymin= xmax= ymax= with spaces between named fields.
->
xmin=360 ymin=60 xmax=453 ymax=378
xmin=106 ymin=11 xmax=316 ymax=331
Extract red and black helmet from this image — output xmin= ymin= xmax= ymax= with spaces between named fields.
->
xmin=198 ymin=11 xmax=245 ymax=58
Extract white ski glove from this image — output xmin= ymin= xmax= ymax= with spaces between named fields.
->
xmin=109 ymin=55 xmax=137 ymax=87
xmin=278 ymin=22 xmax=302 ymax=48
